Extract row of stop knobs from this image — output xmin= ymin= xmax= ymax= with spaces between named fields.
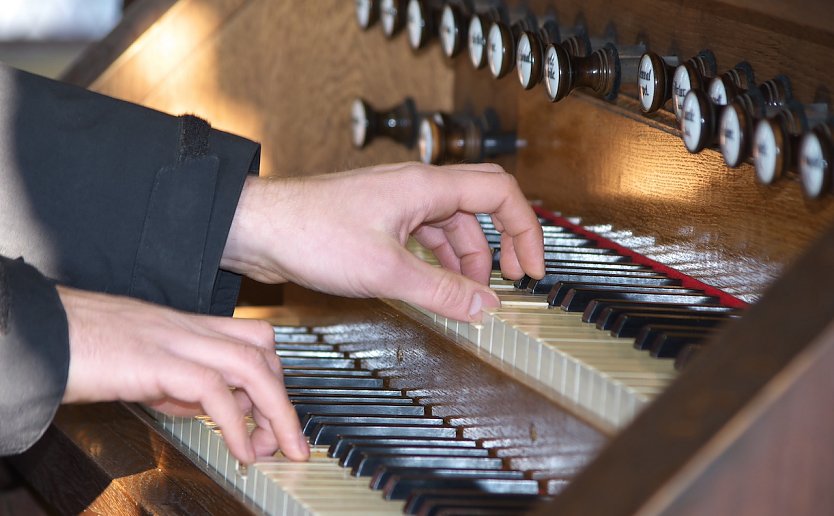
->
xmin=356 ymin=0 xmax=834 ymax=201
xmin=351 ymin=97 xmax=518 ymax=165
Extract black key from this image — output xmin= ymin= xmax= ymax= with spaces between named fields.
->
xmin=283 ymin=375 xmax=384 ymax=388
xmin=273 ymin=326 xmax=311 ymax=334
xmin=279 ymin=357 xmax=356 ymax=368
xmin=541 ymin=246 xmax=612 ymax=255
xmin=583 ymin=299 xmax=736 ymax=323
xmin=609 ymin=313 xmax=734 ymax=338
xmin=329 ymin=437 xmax=477 ymax=459
xmin=592 ymin=303 xmax=737 ymax=328
xmin=310 ymin=425 xmax=458 ymax=445
xmin=275 ymin=350 xmax=343 ymax=358
xmin=650 ymin=331 xmax=712 ymax=358
xmin=341 ymin=445 xmax=489 ymax=468
xmin=372 ymin=468 xmax=526 ymax=491
xmin=354 ymin=454 xmax=503 ymax=477
xmin=295 ymin=403 xmax=426 ymax=418
xmin=273 ymin=333 xmax=319 ymax=343
xmin=285 ymin=387 xmax=403 ymax=397
xmin=274 ymin=343 xmax=336 ymax=352
xmin=383 ymin=475 xmax=539 ymax=499
xmin=302 ymin=415 xmax=443 ymax=436
xmin=485 ymin=233 xmax=589 ymax=247
xmin=404 ymin=491 xmax=548 ymax=516
xmin=289 ymin=395 xmax=415 ymax=405
xmin=633 ymin=324 xmax=716 ymax=350
xmin=284 ymin=368 xmax=373 ymax=377
xmin=560 ymin=289 xmax=719 ymax=312
xmin=529 ymin=273 xmax=679 ymax=294
xmin=548 ymin=282 xmax=700 ymax=307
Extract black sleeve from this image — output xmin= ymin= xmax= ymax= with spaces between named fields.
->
xmin=0 ymin=256 xmax=69 ymax=455
xmin=0 ymin=63 xmax=260 ymax=315
xmin=0 ymin=63 xmax=261 ymax=454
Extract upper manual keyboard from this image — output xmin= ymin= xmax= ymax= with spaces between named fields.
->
xmin=408 ymin=212 xmax=745 ymax=428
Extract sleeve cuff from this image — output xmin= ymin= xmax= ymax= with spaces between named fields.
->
xmin=128 ymin=119 xmax=260 ymax=316
xmin=0 ymin=256 xmax=69 ymax=455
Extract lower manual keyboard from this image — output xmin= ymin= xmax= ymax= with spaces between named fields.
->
xmin=149 ymin=322 xmax=588 ymax=515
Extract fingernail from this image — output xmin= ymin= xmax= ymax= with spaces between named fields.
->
xmin=468 ymin=293 xmax=483 ymax=317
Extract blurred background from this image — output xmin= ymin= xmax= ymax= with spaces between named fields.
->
xmin=0 ymin=0 xmax=130 ymax=77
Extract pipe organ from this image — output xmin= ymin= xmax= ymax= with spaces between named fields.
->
xmin=9 ymin=0 xmax=834 ymax=514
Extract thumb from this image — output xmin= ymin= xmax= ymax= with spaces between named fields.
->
xmin=390 ymin=250 xmax=501 ymax=322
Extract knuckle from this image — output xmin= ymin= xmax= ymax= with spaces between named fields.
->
xmin=430 ymin=273 xmax=468 ymax=312
xmin=237 ymin=344 xmax=270 ymax=370
xmin=252 ymin=320 xmax=275 ymax=345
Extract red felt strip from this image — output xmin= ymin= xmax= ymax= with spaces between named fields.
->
xmin=532 ymin=206 xmax=748 ymax=309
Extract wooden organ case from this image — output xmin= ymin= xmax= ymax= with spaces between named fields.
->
xmin=9 ymin=0 xmax=834 ymax=514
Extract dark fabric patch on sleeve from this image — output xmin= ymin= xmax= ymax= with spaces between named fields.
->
xmin=177 ymin=114 xmax=211 ymax=163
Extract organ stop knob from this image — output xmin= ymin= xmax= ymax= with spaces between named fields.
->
xmin=544 ymin=41 xmax=645 ymax=102
xmin=439 ymin=1 xmax=472 ymax=58
xmin=485 ymin=7 xmax=536 ymax=79
xmin=799 ymin=121 xmax=834 ymax=199
xmin=380 ymin=0 xmax=407 ymax=38
xmin=671 ymin=51 xmax=717 ymax=121
xmin=355 ymin=0 xmax=379 ymax=30
xmin=418 ymin=111 xmax=517 ymax=164
xmin=351 ymin=97 xmax=418 ymax=149
xmin=467 ymin=6 xmax=504 ymax=69
xmin=708 ymin=61 xmax=755 ymax=106
xmin=719 ymin=76 xmax=792 ymax=167
xmin=753 ymin=101 xmax=829 ymax=185
xmin=406 ymin=0 xmax=442 ymax=50
xmin=515 ymin=18 xmax=562 ymax=90
xmin=637 ymin=52 xmax=680 ymax=113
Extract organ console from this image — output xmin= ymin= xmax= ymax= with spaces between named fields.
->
xmin=8 ymin=0 xmax=834 ymax=514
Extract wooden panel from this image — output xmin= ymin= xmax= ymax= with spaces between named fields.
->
xmin=61 ymin=0 xmax=178 ymax=87
xmin=91 ymin=0 xmax=455 ymax=177
xmin=9 ymin=402 xmax=249 ymax=514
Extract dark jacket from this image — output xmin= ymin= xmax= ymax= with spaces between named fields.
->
xmin=0 ymin=63 xmax=260 ymax=454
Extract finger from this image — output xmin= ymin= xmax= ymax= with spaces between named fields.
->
xmin=154 ymin=358 xmax=255 ymax=464
xmin=438 ymin=162 xmax=506 ymax=174
xmin=416 ymin=168 xmax=544 ymax=279
xmin=147 ymin=399 xmax=203 ymax=417
xmin=385 ymin=247 xmax=500 ymax=322
xmin=250 ymin=406 xmax=282 ymax=458
xmin=414 ymin=215 xmax=492 ymax=285
xmin=413 ymin=225 xmax=462 ymax=273
xmin=499 ymin=233 xmax=525 ymax=279
xmin=170 ymin=337 xmax=308 ymax=461
xmin=436 ymin=212 xmax=492 ymax=285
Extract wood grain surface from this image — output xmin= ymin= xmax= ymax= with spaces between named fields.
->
xmin=90 ymin=0 xmax=455 ymax=177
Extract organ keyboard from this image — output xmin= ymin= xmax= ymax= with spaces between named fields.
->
xmin=143 ymin=209 xmax=747 ymax=514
